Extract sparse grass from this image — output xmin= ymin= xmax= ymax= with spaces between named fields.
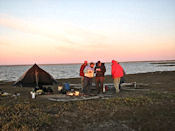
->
xmin=0 ymin=103 xmax=51 ymax=131
xmin=0 ymin=92 xmax=175 ymax=131
xmin=0 ymin=71 xmax=175 ymax=130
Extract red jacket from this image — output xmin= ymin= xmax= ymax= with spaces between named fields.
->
xmin=111 ymin=60 xmax=124 ymax=78
xmin=80 ymin=63 xmax=87 ymax=76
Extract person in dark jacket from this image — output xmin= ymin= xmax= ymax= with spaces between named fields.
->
xmin=95 ymin=61 xmax=106 ymax=94
xmin=80 ymin=61 xmax=88 ymax=89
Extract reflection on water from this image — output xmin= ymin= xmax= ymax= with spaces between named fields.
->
xmin=0 ymin=61 xmax=175 ymax=81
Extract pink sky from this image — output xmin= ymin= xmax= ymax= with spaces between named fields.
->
xmin=0 ymin=1 xmax=175 ymax=65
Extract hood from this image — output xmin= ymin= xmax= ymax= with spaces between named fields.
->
xmin=112 ymin=60 xmax=118 ymax=64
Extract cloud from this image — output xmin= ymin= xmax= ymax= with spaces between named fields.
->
xmin=1 ymin=14 xmax=174 ymax=65
xmin=0 ymin=14 xmax=110 ymax=47
xmin=0 ymin=14 xmax=116 ymax=64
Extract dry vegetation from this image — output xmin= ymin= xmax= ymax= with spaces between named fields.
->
xmin=0 ymin=71 xmax=175 ymax=131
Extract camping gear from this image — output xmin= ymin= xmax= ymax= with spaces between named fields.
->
xmin=103 ymin=85 xmax=106 ymax=93
xmin=61 ymin=83 xmax=70 ymax=95
xmin=30 ymin=91 xmax=36 ymax=99
xmin=61 ymin=88 xmax=67 ymax=94
xmin=104 ymin=84 xmax=115 ymax=92
xmin=64 ymin=83 xmax=70 ymax=91
xmin=1 ymin=92 xmax=9 ymax=96
xmin=47 ymin=87 xmax=53 ymax=92
xmin=67 ymin=92 xmax=74 ymax=96
xmin=105 ymin=85 xmax=109 ymax=91
xmin=36 ymin=89 xmax=43 ymax=95
xmin=16 ymin=93 xmax=20 ymax=96
xmin=58 ymin=85 xmax=63 ymax=92
xmin=14 ymin=64 xmax=57 ymax=87
xmin=119 ymin=77 xmax=125 ymax=89
xmin=0 ymin=89 xmax=3 ymax=94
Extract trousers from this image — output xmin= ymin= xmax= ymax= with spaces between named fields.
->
xmin=96 ymin=77 xmax=104 ymax=93
xmin=114 ymin=77 xmax=121 ymax=93
xmin=83 ymin=77 xmax=93 ymax=94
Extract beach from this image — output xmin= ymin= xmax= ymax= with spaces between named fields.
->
xmin=0 ymin=71 xmax=175 ymax=130
xmin=1 ymin=0 xmax=175 ymax=130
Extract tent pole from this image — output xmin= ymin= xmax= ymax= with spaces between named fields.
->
xmin=35 ymin=70 xmax=39 ymax=88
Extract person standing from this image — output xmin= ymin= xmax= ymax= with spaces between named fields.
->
xmin=111 ymin=60 xmax=124 ymax=93
xmin=95 ymin=61 xmax=106 ymax=94
xmin=80 ymin=61 xmax=88 ymax=89
xmin=83 ymin=62 xmax=95 ymax=94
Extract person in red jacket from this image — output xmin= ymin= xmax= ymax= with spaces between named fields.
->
xmin=111 ymin=60 xmax=124 ymax=93
xmin=80 ymin=61 xmax=88 ymax=89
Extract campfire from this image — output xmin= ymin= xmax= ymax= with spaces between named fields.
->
xmin=74 ymin=91 xmax=80 ymax=96
xmin=67 ymin=91 xmax=80 ymax=96
xmin=57 ymin=84 xmax=81 ymax=96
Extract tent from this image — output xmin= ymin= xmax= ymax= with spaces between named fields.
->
xmin=14 ymin=64 xmax=57 ymax=87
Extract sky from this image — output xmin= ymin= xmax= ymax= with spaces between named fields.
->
xmin=0 ymin=0 xmax=175 ymax=65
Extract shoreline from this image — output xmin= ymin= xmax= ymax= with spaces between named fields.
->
xmin=1 ymin=60 xmax=175 ymax=82
xmin=0 ymin=70 xmax=175 ymax=84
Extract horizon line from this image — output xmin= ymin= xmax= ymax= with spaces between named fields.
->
xmin=0 ymin=59 xmax=175 ymax=66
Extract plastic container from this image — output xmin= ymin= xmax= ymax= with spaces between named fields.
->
xmin=31 ymin=92 xmax=36 ymax=99
xmin=103 ymin=85 xmax=106 ymax=93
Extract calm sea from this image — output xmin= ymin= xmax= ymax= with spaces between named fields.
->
xmin=0 ymin=61 xmax=175 ymax=81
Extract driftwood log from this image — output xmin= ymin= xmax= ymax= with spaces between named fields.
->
xmin=69 ymin=82 xmax=149 ymax=91
xmin=48 ymin=94 xmax=113 ymax=102
xmin=104 ymin=82 xmax=150 ymax=91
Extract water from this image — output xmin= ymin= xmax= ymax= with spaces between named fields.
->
xmin=0 ymin=61 xmax=174 ymax=81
